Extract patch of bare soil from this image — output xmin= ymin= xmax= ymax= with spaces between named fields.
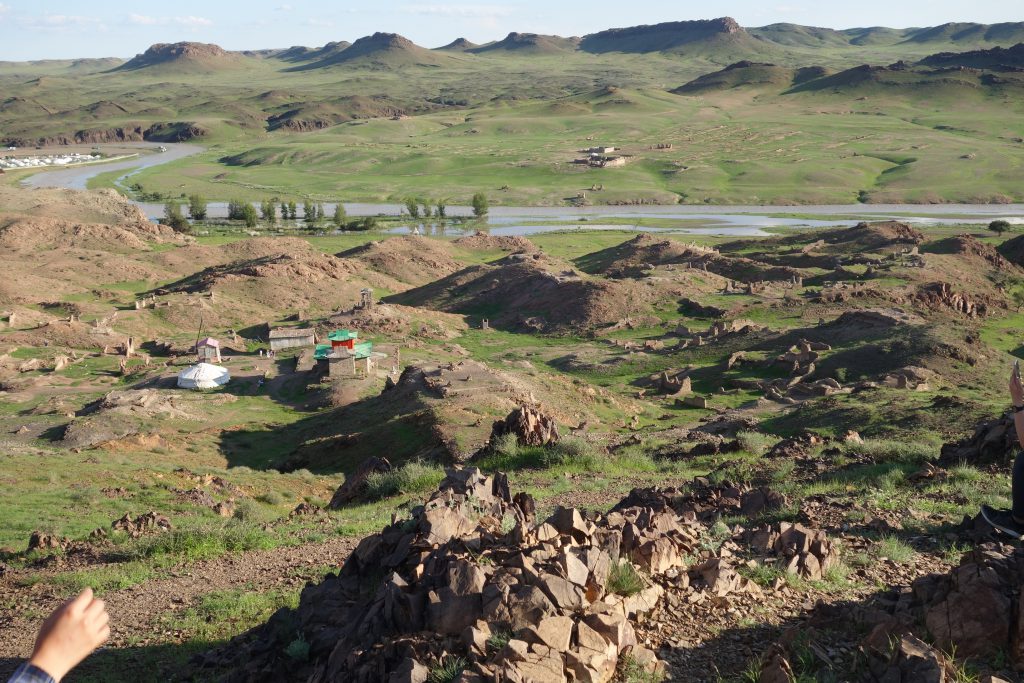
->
xmin=0 ymin=535 xmax=358 ymax=676
xmin=452 ymin=231 xmax=538 ymax=253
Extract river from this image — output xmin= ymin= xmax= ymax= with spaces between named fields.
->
xmin=20 ymin=142 xmax=1024 ymax=237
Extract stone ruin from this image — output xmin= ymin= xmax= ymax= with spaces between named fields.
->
xmin=195 ymin=471 xmax=841 ymax=683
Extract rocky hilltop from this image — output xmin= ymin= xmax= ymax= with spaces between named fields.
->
xmin=115 ymin=42 xmax=240 ymax=72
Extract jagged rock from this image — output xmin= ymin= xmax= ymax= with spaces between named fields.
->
xmin=194 ymin=473 xmax=711 ymax=682
xmin=27 ymin=531 xmax=68 ymax=552
xmin=739 ymin=488 xmax=788 ymax=517
xmin=940 ymin=412 xmax=1018 ymax=466
xmin=759 ymin=644 xmax=795 ymax=683
xmin=213 ymin=500 xmax=235 ymax=517
xmin=389 ymin=658 xmax=430 ymax=683
xmin=744 ymin=522 xmax=838 ymax=580
xmin=329 ymin=456 xmax=392 ymax=509
xmin=111 ymin=511 xmax=171 ymax=539
xmin=492 ymin=406 xmax=559 ymax=447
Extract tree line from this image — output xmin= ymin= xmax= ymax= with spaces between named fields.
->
xmin=162 ymin=192 xmax=492 ymax=233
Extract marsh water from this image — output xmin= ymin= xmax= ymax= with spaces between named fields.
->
xmin=21 ymin=142 xmax=1024 ymax=237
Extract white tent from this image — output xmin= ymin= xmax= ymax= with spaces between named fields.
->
xmin=177 ymin=363 xmax=230 ymax=390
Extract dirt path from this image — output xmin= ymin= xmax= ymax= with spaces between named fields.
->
xmin=0 ymin=535 xmax=357 ymax=673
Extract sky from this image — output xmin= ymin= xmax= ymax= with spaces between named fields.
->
xmin=0 ymin=0 xmax=1021 ymax=61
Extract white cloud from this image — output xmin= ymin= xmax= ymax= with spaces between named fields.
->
xmin=303 ymin=18 xmax=335 ymax=27
xmin=401 ymin=4 xmax=515 ymax=19
xmin=175 ymin=15 xmax=213 ymax=27
xmin=275 ymin=4 xmax=293 ymax=10
xmin=0 ymin=3 xmax=9 ymax=14
xmin=128 ymin=14 xmax=212 ymax=27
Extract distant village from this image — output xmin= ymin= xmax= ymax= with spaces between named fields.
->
xmin=0 ymin=151 xmax=102 ymax=170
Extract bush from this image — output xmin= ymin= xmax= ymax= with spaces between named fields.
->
xmin=131 ymin=521 xmax=274 ymax=562
xmin=736 ymin=430 xmax=775 ymax=456
xmin=363 ymin=461 xmax=445 ymax=501
xmin=606 ymin=561 xmax=645 ymax=597
xmin=493 ymin=432 xmax=520 ymax=459
xmin=284 ymin=635 xmax=310 ymax=662
xmin=428 ymin=656 xmax=467 ymax=683
xmin=542 ymin=437 xmax=604 ymax=470
xmin=256 ymin=490 xmax=285 ymax=506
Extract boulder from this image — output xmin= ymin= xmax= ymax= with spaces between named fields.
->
xmin=492 ymin=406 xmax=559 ymax=447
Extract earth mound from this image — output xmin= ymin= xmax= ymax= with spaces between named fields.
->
xmin=997 ymin=232 xmax=1024 ymax=267
xmin=115 ymin=42 xmax=240 ymax=72
xmin=337 ymin=236 xmax=463 ymax=286
xmin=452 ymin=231 xmax=538 ymax=253
xmin=387 ymin=252 xmax=663 ymax=332
xmin=819 ymin=221 xmax=925 ymax=253
xmin=281 ymin=361 xmax=591 ymax=471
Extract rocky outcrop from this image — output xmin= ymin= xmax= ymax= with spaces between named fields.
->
xmin=940 ymin=412 xmax=1018 ymax=465
xmin=3 ymin=122 xmax=208 ymax=147
xmin=491 ymin=406 xmax=560 ymax=447
xmin=196 ymin=468 xmax=720 ymax=681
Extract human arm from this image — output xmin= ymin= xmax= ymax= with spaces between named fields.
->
xmin=1010 ymin=362 xmax=1024 ymax=451
xmin=23 ymin=588 xmax=109 ymax=683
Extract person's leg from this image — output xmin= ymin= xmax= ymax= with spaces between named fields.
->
xmin=1013 ymin=450 xmax=1024 ymax=523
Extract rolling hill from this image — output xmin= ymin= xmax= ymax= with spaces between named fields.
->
xmin=114 ymin=42 xmax=243 ymax=73
xmin=287 ymin=33 xmax=454 ymax=70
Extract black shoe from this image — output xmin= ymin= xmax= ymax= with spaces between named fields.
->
xmin=981 ymin=505 xmax=1024 ymax=540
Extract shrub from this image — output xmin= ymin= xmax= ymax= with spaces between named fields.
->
xmin=844 ymin=438 xmax=936 ymax=464
xmin=737 ymin=430 xmax=774 ymax=456
xmin=363 ymin=461 xmax=445 ymax=501
xmin=132 ymin=521 xmax=274 ymax=562
xmin=543 ymin=437 xmax=604 ymax=470
xmin=606 ymin=561 xmax=645 ymax=597
xmin=877 ymin=535 xmax=916 ymax=563
xmin=493 ymin=432 xmax=520 ymax=458
xmin=284 ymin=634 xmax=310 ymax=662
xmin=989 ymin=219 xmax=1012 ymax=236
xmin=256 ymin=490 xmax=285 ymax=506
xmin=428 ymin=656 xmax=467 ymax=683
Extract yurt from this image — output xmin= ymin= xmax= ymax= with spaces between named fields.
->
xmin=177 ymin=363 xmax=230 ymax=390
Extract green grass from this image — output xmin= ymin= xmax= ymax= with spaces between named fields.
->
xmin=876 ymin=536 xmax=917 ymax=564
xmin=363 ymin=461 xmax=446 ymax=502
xmin=428 ymin=656 xmax=468 ymax=683
xmin=607 ymin=561 xmax=646 ymax=597
xmin=130 ymin=521 xmax=276 ymax=562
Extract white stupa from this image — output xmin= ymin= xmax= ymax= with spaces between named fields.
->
xmin=177 ymin=362 xmax=230 ymax=390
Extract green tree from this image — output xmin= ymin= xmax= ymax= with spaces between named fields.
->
xmin=333 ymin=202 xmax=347 ymax=227
xmin=405 ymin=198 xmax=420 ymax=219
xmin=242 ymin=204 xmax=258 ymax=228
xmin=162 ymin=201 xmax=190 ymax=233
xmin=260 ymin=200 xmax=275 ymax=222
xmin=227 ymin=199 xmax=249 ymax=221
xmin=990 ymin=220 xmax=1012 ymax=237
xmin=303 ymin=201 xmax=316 ymax=223
xmin=316 ymin=202 xmax=325 ymax=225
xmin=187 ymin=194 xmax=207 ymax=220
xmin=420 ymin=199 xmax=431 ymax=219
xmin=471 ymin=192 xmax=489 ymax=218
xmin=287 ymin=201 xmax=297 ymax=220
xmin=436 ymin=199 xmax=447 ymax=219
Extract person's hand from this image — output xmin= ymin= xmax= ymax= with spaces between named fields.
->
xmin=29 ymin=588 xmax=110 ymax=682
xmin=1012 ymin=363 xmax=1024 ymax=408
